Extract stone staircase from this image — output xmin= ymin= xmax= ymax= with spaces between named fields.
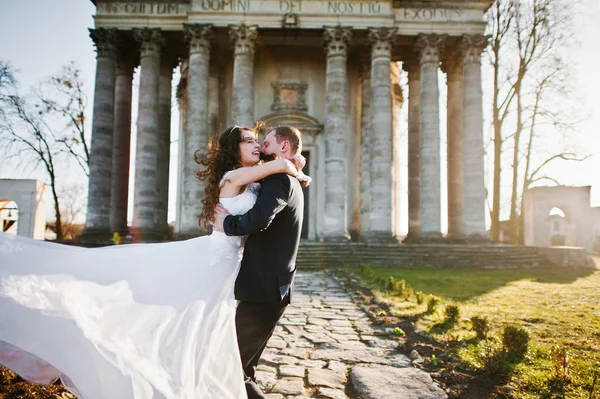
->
xmin=296 ymin=242 xmax=556 ymax=269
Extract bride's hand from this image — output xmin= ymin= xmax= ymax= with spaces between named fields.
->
xmin=291 ymin=154 xmax=306 ymax=171
xmin=278 ymin=158 xmax=299 ymax=177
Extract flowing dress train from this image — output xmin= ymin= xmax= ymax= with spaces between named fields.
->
xmin=0 ymin=178 xmax=259 ymax=399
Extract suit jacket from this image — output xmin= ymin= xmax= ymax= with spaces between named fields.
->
xmin=223 ymin=173 xmax=304 ymax=305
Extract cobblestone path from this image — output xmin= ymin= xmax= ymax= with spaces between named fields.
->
xmin=256 ymin=272 xmax=448 ymax=399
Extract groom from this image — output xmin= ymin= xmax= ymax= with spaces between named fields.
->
xmin=213 ymin=125 xmax=304 ymax=399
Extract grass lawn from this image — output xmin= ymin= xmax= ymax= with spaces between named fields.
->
xmin=347 ymin=259 xmax=600 ymax=399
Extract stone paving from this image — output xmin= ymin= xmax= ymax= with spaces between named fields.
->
xmin=256 ymin=272 xmax=448 ymax=399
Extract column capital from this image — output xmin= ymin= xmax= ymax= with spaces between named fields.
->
xmin=184 ymin=24 xmax=213 ymax=56
xmin=458 ymin=34 xmax=489 ymax=65
xmin=414 ymin=34 xmax=447 ymax=64
xmin=323 ymin=26 xmax=352 ymax=58
xmin=133 ymin=28 xmax=165 ymax=59
xmin=229 ymin=24 xmax=258 ymax=56
xmin=368 ymin=27 xmax=397 ymax=59
xmin=89 ymin=28 xmax=118 ymax=60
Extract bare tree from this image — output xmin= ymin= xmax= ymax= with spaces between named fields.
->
xmin=38 ymin=63 xmax=90 ymax=176
xmin=487 ymin=0 xmax=515 ymax=242
xmin=59 ymin=183 xmax=87 ymax=239
xmin=0 ymin=61 xmax=17 ymax=119
xmin=0 ymin=62 xmax=90 ymax=240
xmin=485 ymin=0 xmax=583 ymax=243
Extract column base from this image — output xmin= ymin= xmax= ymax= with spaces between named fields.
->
xmin=80 ymin=227 xmax=113 ymax=247
xmin=402 ymin=230 xmax=421 ymax=244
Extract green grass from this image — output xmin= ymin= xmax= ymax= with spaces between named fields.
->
xmin=349 ymin=260 xmax=600 ymax=399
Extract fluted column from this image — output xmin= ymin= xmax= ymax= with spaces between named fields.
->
xmin=132 ymin=28 xmax=164 ymax=241
xmin=230 ymin=24 xmax=257 ymax=126
xmin=415 ymin=34 xmax=446 ymax=240
xmin=442 ymin=53 xmax=464 ymax=240
xmin=177 ymin=24 xmax=212 ymax=237
xmin=82 ymin=28 xmax=118 ymax=244
xmin=322 ymin=26 xmax=351 ymax=240
xmin=155 ymin=55 xmax=177 ymax=238
xmin=460 ymin=34 xmax=489 ymax=239
xmin=368 ymin=27 xmax=397 ymax=241
xmin=359 ymin=57 xmax=372 ymax=238
xmin=403 ymin=59 xmax=421 ymax=242
xmin=109 ymin=50 xmax=135 ymax=236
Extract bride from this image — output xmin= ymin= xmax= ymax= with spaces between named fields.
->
xmin=0 ymin=121 xmax=305 ymax=399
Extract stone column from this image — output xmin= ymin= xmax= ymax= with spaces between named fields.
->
xmin=368 ymin=27 xmax=397 ymax=241
xmin=177 ymin=24 xmax=212 ymax=237
xmin=230 ymin=24 xmax=257 ymax=126
xmin=155 ymin=54 xmax=177 ymax=238
xmin=322 ymin=26 xmax=352 ymax=240
xmin=460 ymin=34 xmax=489 ymax=239
xmin=132 ymin=28 xmax=164 ymax=241
xmin=82 ymin=28 xmax=118 ymax=244
xmin=415 ymin=34 xmax=446 ymax=240
xmin=442 ymin=53 xmax=464 ymax=240
xmin=391 ymin=63 xmax=403 ymax=237
xmin=359 ymin=56 xmax=372 ymax=238
xmin=402 ymin=59 xmax=421 ymax=242
xmin=109 ymin=49 xmax=135 ymax=236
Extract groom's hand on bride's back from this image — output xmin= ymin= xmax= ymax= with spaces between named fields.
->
xmin=212 ymin=204 xmax=230 ymax=232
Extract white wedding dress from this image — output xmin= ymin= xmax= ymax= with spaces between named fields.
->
xmin=0 ymin=174 xmax=259 ymax=399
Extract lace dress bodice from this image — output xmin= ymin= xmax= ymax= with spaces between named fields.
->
xmin=215 ymin=172 xmax=260 ymax=246
xmin=219 ymin=183 xmax=260 ymax=217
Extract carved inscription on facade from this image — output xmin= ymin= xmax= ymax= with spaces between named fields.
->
xmin=98 ymin=2 xmax=189 ymax=15
xmin=397 ymin=8 xmax=465 ymax=21
xmin=280 ymin=1 xmax=387 ymax=14
xmin=97 ymin=0 xmax=391 ymax=16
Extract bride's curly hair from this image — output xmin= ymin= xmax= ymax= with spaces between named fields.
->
xmin=195 ymin=121 xmax=265 ymax=229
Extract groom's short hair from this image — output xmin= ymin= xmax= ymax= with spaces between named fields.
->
xmin=272 ymin=126 xmax=302 ymax=155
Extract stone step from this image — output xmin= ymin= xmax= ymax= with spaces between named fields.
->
xmin=295 ymin=242 xmax=551 ymax=269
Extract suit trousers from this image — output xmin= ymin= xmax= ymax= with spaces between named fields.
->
xmin=235 ymin=300 xmax=288 ymax=399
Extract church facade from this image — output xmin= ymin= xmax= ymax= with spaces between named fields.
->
xmin=82 ymin=0 xmax=492 ymax=243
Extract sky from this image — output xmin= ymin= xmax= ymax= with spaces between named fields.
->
xmin=0 ymin=0 xmax=598 ymax=232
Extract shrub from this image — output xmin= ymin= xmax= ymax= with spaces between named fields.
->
xmin=415 ymin=291 xmax=425 ymax=305
xmin=402 ymin=287 xmax=414 ymax=300
xmin=548 ymin=342 xmax=570 ymax=381
xmin=471 ymin=316 xmax=490 ymax=339
xmin=386 ymin=276 xmax=396 ymax=291
xmin=502 ymin=325 xmax=529 ymax=361
xmin=394 ymin=279 xmax=406 ymax=294
xmin=362 ymin=266 xmax=374 ymax=280
xmin=444 ymin=304 xmax=461 ymax=325
xmin=426 ymin=295 xmax=440 ymax=313
xmin=476 ymin=339 xmax=507 ymax=375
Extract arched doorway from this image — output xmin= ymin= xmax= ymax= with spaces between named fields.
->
xmin=259 ymin=110 xmax=323 ymax=241
xmin=0 ymin=200 xmax=19 ymax=235
xmin=548 ymin=207 xmax=566 ymax=246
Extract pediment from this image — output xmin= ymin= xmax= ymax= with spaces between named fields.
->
xmin=260 ymin=110 xmax=323 ymax=135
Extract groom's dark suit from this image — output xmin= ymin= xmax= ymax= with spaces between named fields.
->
xmin=223 ymin=173 xmax=304 ymax=399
